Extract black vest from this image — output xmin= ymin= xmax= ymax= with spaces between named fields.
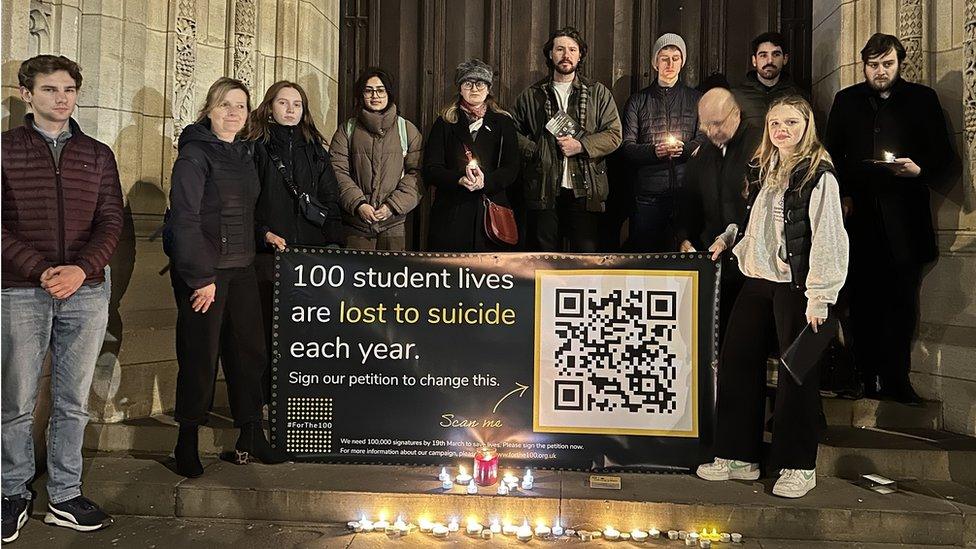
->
xmin=741 ymin=159 xmax=834 ymax=290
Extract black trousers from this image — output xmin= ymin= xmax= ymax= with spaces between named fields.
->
xmin=850 ymin=259 xmax=921 ymax=390
xmin=172 ymin=265 xmax=266 ymax=427
xmin=714 ymin=278 xmax=823 ymax=470
xmin=254 ymin=253 xmax=276 ymax=404
xmin=526 ymin=189 xmax=600 ymax=252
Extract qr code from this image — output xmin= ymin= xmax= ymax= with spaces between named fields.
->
xmin=535 ymin=271 xmax=697 ymax=436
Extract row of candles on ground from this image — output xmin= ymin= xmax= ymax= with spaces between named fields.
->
xmin=441 ymin=465 xmax=533 ymax=494
xmin=347 ymin=515 xmax=743 ymax=546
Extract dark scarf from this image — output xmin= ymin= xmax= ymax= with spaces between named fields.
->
xmin=459 ymin=100 xmax=488 ymax=122
xmin=543 ymin=75 xmax=593 ymax=189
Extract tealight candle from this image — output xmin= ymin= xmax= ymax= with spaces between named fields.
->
xmin=473 ymin=446 xmax=499 ymax=486
xmin=603 ymin=526 xmax=620 ymax=541
xmin=521 ymin=468 xmax=534 ymax=490
xmin=490 ymin=519 xmax=502 ymax=534
xmin=552 ymin=520 xmax=564 ymax=537
xmin=720 ymin=533 xmax=731 ymax=543
xmin=431 ymin=524 xmax=449 ymax=538
xmin=466 ymin=480 xmax=478 ymax=495
xmin=534 ymin=523 xmax=551 ymax=538
xmin=578 ymin=530 xmax=593 ymax=542
xmin=565 ymin=529 xmax=576 ymax=537
xmin=455 ymin=465 xmax=472 ymax=485
xmin=418 ymin=519 xmax=433 ymax=533
xmin=502 ymin=523 xmax=518 ymax=536
xmin=373 ymin=518 xmax=390 ymax=531
xmin=466 ymin=519 xmax=483 ymax=535
xmin=679 ymin=530 xmax=688 ymax=540
xmin=700 ymin=540 xmax=712 ymax=549
xmin=447 ymin=518 xmax=459 ymax=532
xmin=731 ymin=532 xmax=743 ymax=543
xmin=497 ymin=482 xmax=509 ymax=495
xmin=631 ymin=529 xmax=648 ymax=542
xmin=480 ymin=529 xmax=493 ymax=540
xmin=688 ymin=531 xmax=700 ymax=545
xmin=360 ymin=519 xmax=374 ymax=532
xmin=394 ymin=517 xmax=409 ymax=536
xmin=346 ymin=520 xmax=362 ymax=532
xmin=438 ymin=467 xmax=450 ymax=482
xmin=441 ymin=478 xmax=453 ymax=491
xmin=621 ymin=532 xmax=631 ymax=541
xmin=649 ymin=527 xmax=661 ymax=538
xmin=709 ymin=528 xmax=719 ymax=541
xmin=591 ymin=530 xmax=602 ymax=539
xmin=668 ymin=530 xmax=679 ymax=540
xmin=516 ymin=520 xmax=533 ymax=541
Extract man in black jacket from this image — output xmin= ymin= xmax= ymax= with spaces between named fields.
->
xmin=734 ymin=32 xmax=806 ymax=130
xmin=824 ymin=33 xmax=956 ymax=404
xmin=678 ymin=88 xmax=761 ymax=337
xmin=621 ymin=32 xmax=705 ymax=252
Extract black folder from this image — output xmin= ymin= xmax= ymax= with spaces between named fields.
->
xmin=780 ymin=317 xmax=839 ymax=385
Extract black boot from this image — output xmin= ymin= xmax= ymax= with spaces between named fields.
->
xmin=234 ymin=422 xmax=290 ymax=465
xmin=175 ymin=424 xmax=204 ymax=478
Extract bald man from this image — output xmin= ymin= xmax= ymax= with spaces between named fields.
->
xmin=677 ymin=88 xmax=762 ymax=338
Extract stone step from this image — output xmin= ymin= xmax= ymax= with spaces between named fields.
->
xmin=7 ymin=514 xmax=966 ymax=549
xmin=31 ymin=454 xmax=976 ymax=546
xmin=817 ymin=426 xmax=976 ymax=486
xmin=821 ymin=396 xmax=943 ymax=430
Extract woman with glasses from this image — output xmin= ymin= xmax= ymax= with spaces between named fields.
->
xmin=330 ymin=67 xmax=422 ymax=250
xmin=423 ymin=59 xmax=520 ymax=251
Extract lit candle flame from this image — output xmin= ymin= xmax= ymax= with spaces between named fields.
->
xmin=666 ymin=134 xmax=678 ymax=146
xmin=883 ymin=151 xmax=895 ymax=162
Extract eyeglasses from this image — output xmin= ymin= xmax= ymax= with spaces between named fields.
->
xmin=461 ymin=80 xmax=489 ymax=91
xmin=363 ymin=87 xmax=387 ymax=97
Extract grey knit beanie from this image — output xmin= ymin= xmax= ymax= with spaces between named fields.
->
xmin=455 ymin=58 xmax=493 ymax=87
xmin=652 ymin=32 xmax=687 ymax=63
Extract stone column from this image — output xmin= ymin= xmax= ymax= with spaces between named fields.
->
xmin=897 ymin=0 xmax=926 ymax=82
xmin=965 ymin=0 xmax=976 ymax=191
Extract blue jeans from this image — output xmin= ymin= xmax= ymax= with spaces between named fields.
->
xmin=1 ymin=279 xmax=109 ymax=504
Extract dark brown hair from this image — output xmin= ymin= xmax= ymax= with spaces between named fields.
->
xmin=245 ymin=80 xmax=326 ymax=145
xmin=353 ymin=67 xmax=396 ymax=113
xmin=542 ymin=26 xmax=588 ymax=72
xmin=860 ymin=33 xmax=906 ymax=63
xmin=195 ymin=77 xmax=251 ymax=123
xmin=18 ymin=55 xmax=83 ymax=90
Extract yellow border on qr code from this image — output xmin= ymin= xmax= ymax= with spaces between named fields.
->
xmin=532 ymin=269 xmax=699 ymax=437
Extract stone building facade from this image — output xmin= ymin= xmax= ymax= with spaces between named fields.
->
xmin=812 ymin=0 xmax=976 ymax=435
xmin=1 ymin=1 xmax=974 ymax=437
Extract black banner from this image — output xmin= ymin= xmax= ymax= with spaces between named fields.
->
xmin=271 ymin=249 xmax=719 ymax=471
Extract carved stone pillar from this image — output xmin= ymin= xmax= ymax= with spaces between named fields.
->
xmin=233 ymin=0 xmax=256 ymax=90
xmin=898 ymin=0 xmax=926 ymax=83
xmin=28 ymin=0 xmax=51 ymax=56
xmin=965 ymin=0 xmax=976 ymax=191
xmin=173 ymin=0 xmax=197 ymax=144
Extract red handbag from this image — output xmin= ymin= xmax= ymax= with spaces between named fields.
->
xmin=483 ymin=195 xmax=518 ymax=246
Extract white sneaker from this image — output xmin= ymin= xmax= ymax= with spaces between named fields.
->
xmin=695 ymin=457 xmax=761 ymax=481
xmin=772 ymin=468 xmax=817 ymax=498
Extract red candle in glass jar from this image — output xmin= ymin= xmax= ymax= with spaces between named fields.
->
xmin=473 ymin=447 xmax=499 ymax=486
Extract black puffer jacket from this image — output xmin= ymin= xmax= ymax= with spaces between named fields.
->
xmin=620 ymin=81 xmax=705 ymax=196
xmin=166 ymin=120 xmax=260 ymax=289
xmin=733 ymin=70 xmax=806 ymax=130
xmin=253 ymin=124 xmax=344 ymax=250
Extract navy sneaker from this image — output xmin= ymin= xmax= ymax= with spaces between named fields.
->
xmin=2 ymin=496 xmax=30 ymax=543
xmin=43 ymin=496 xmax=112 ymax=532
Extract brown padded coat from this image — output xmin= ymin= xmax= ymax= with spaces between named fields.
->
xmin=329 ymin=105 xmax=423 ymax=233
xmin=1 ymin=115 xmax=124 ymax=288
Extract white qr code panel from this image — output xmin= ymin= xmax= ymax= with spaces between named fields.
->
xmin=533 ymin=270 xmax=698 ymax=437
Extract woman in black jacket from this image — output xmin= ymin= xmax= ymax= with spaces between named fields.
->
xmin=166 ymin=77 xmax=287 ymax=478
xmin=423 ymin=59 xmax=520 ymax=251
xmin=245 ymin=81 xmax=343 ymax=402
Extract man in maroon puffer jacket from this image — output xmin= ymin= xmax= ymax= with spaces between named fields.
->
xmin=2 ymin=55 xmax=122 ymax=542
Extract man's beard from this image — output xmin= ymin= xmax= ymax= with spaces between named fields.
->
xmin=758 ymin=63 xmax=781 ymax=79
xmin=867 ymin=66 xmax=900 ymax=92
xmin=554 ymin=60 xmax=577 ymax=75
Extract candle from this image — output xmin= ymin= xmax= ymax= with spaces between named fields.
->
xmin=552 ymin=520 xmax=564 ymax=537
xmin=534 ymin=525 xmax=551 ymax=538
xmin=520 ymin=468 xmax=534 ymax=490
xmin=466 ymin=519 xmax=483 ymax=535
xmin=480 ymin=529 xmax=493 ymax=540
xmin=431 ymin=524 xmax=449 ymax=538
xmin=720 ymin=533 xmax=731 ymax=543
xmin=490 ymin=519 xmax=502 ymax=534
xmin=418 ymin=518 xmax=434 ymax=533
xmin=649 ymin=527 xmax=661 ymax=538
xmin=631 ymin=529 xmax=648 ymax=542
xmin=473 ymin=447 xmax=499 ymax=486
xmin=620 ymin=532 xmax=631 ymax=541
xmin=455 ymin=465 xmax=472 ymax=485
xmin=603 ymin=526 xmax=620 ymax=541
xmin=497 ymin=482 xmax=509 ymax=495
xmin=441 ymin=478 xmax=453 ymax=491
xmin=679 ymin=530 xmax=688 ymax=540
xmin=394 ymin=516 xmax=409 ymax=536
xmin=688 ymin=531 xmax=700 ymax=545
xmin=516 ymin=520 xmax=533 ymax=541
xmin=502 ymin=521 xmax=518 ymax=536
xmin=731 ymin=532 xmax=743 ymax=543
xmin=700 ymin=540 xmax=712 ymax=549
xmin=667 ymin=134 xmax=678 ymax=147
xmin=668 ymin=530 xmax=679 ymax=540
xmin=359 ymin=518 xmax=374 ymax=532
xmin=447 ymin=518 xmax=459 ymax=532
xmin=346 ymin=520 xmax=362 ymax=532
xmin=578 ymin=530 xmax=593 ymax=542
xmin=438 ymin=467 xmax=450 ymax=482
xmin=466 ymin=480 xmax=478 ymax=494
xmin=373 ymin=517 xmax=389 ymax=531
xmin=883 ymin=151 xmax=896 ymax=162
xmin=591 ymin=530 xmax=602 ymax=539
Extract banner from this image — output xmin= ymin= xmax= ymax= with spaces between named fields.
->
xmin=271 ymin=249 xmax=719 ymax=471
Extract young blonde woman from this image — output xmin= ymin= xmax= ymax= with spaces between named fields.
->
xmin=695 ymin=95 xmax=849 ymax=498
xmin=165 ymin=77 xmax=288 ymax=478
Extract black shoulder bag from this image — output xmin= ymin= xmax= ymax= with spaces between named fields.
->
xmin=267 ymin=147 xmax=329 ymax=228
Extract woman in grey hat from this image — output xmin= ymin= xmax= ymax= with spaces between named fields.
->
xmin=423 ymin=59 xmax=521 ymax=251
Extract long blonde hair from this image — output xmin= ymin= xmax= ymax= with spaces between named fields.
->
xmin=440 ymin=95 xmax=512 ymax=123
xmin=750 ymin=95 xmax=832 ymax=189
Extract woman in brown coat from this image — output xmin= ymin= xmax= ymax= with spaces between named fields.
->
xmin=330 ymin=68 xmax=423 ymax=250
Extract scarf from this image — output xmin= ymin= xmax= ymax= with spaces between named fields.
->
xmin=543 ymin=76 xmax=593 ymax=193
xmin=459 ymin=100 xmax=488 ymax=122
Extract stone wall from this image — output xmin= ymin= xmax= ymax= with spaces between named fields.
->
xmin=1 ymin=0 xmax=340 ymax=423
xmin=812 ymin=0 xmax=976 ymax=435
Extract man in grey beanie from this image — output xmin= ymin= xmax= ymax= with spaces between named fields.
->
xmin=620 ymin=31 xmax=704 ymax=252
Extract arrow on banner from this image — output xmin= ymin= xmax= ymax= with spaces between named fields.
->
xmin=492 ymin=382 xmax=530 ymax=414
